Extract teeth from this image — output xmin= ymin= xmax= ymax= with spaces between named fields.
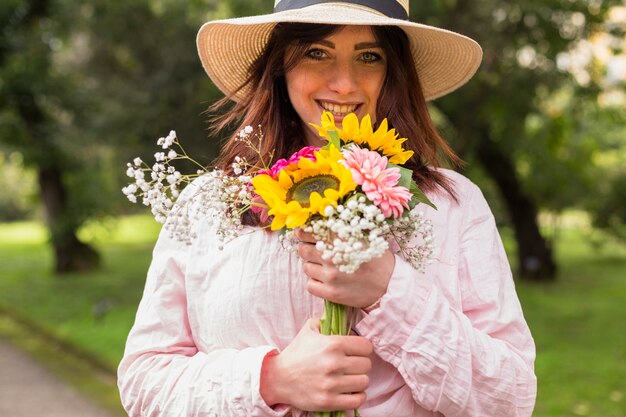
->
xmin=320 ymin=102 xmax=357 ymax=115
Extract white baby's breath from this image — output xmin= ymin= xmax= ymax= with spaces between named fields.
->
xmin=123 ymin=129 xmax=260 ymax=246
xmin=280 ymin=196 xmax=434 ymax=273
xmin=160 ymin=170 xmax=254 ymax=246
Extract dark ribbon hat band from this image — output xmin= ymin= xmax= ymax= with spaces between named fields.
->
xmin=274 ymin=0 xmax=409 ymax=20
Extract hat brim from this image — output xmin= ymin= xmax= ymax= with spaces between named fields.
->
xmin=196 ymin=4 xmax=482 ymax=102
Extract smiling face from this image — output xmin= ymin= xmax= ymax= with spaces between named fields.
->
xmin=285 ymin=26 xmax=387 ymax=146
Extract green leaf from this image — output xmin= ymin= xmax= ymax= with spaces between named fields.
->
xmin=393 ymin=163 xmax=414 ymax=190
xmin=388 ymin=163 xmax=436 ymax=210
xmin=409 ymin=180 xmax=437 ymax=210
xmin=327 ymin=130 xmax=341 ymax=150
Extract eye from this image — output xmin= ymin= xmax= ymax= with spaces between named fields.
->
xmin=305 ymin=48 xmax=327 ymax=60
xmin=360 ymin=51 xmax=383 ymax=63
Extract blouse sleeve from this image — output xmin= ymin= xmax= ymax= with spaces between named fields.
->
xmin=355 ymin=181 xmax=537 ymax=417
xmin=117 ymin=201 xmax=289 ymax=417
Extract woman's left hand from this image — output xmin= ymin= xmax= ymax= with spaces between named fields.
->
xmin=296 ymin=229 xmax=395 ymax=308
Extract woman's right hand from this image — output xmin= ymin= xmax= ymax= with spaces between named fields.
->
xmin=260 ymin=318 xmax=372 ymax=411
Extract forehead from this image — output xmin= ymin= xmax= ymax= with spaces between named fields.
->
xmin=316 ymin=25 xmax=378 ymax=43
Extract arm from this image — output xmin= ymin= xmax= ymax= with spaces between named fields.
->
xmin=117 ymin=230 xmax=287 ymax=417
xmin=355 ymin=184 xmax=537 ymax=416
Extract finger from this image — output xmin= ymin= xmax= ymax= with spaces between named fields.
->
xmin=332 ymin=392 xmax=367 ymax=411
xmin=333 ymin=374 xmax=370 ymax=394
xmin=312 ymin=391 xmax=367 ymax=412
xmin=303 ymin=262 xmax=327 ymax=281
xmin=298 ymin=242 xmax=323 ymax=264
xmin=306 ymin=276 xmax=337 ymax=301
xmin=338 ymin=356 xmax=372 ymax=375
xmin=337 ymin=336 xmax=374 ymax=357
xmin=295 ymin=228 xmax=316 ymax=243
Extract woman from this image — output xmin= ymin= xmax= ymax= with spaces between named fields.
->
xmin=118 ymin=1 xmax=537 ymax=416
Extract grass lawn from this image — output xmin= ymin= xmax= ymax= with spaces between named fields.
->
xmin=0 ymin=216 xmax=161 ymax=370
xmin=1 ymin=214 xmax=625 ymax=416
xmin=512 ymin=230 xmax=626 ymax=417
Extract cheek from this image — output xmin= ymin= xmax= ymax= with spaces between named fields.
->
xmin=285 ymin=70 xmax=310 ymax=106
xmin=370 ymin=70 xmax=387 ymax=112
xmin=285 ymin=72 xmax=298 ymax=101
xmin=287 ymin=63 xmax=327 ymax=94
xmin=372 ymin=71 xmax=386 ymax=99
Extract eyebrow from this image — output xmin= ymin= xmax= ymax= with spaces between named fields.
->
xmin=315 ymin=40 xmax=382 ymax=50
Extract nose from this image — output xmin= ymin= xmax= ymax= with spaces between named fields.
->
xmin=327 ymin=60 xmax=358 ymax=95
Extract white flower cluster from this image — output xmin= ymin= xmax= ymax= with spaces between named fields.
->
xmin=122 ymin=130 xmax=255 ymax=246
xmin=122 ymin=130 xmax=188 ymax=224
xmin=163 ymin=170 xmax=254 ymax=246
xmin=281 ymin=196 xmax=434 ymax=273
xmin=390 ymin=210 xmax=434 ymax=273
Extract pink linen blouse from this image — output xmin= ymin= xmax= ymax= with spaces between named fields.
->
xmin=118 ymin=169 xmax=537 ymax=417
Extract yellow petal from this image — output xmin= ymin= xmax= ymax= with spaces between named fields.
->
xmin=298 ymin=156 xmax=318 ymax=170
xmin=252 ymin=175 xmax=287 ymax=201
xmin=278 ymin=170 xmax=294 ymax=189
xmin=251 ymin=173 xmax=271 ymax=188
xmin=327 ymin=145 xmax=343 ymax=161
xmin=377 ymin=118 xmax=389 ymax=133
xmin=324 ymin=189 xmax=339 ymax=200
xmin=285 ymin=210 xmax=309 ymax=229
xmin=309 ymin=192 xmax=329 ymax=215
xmin=270 ymin=213 xmax=287 ymax=230
xmin=321 ymin=111 xmax=336 ymax=130
xmin=309 ymin=123 xmax=330 ymax=140
xmin=389 ymin=150 xmax=414 ymax=165
xmin=360 ymin=114 xmax=374 ymax=137
xmin=341 ymin=113 xmax=360 ymax=140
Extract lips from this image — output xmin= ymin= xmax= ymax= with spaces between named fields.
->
xmin=319 ymin=101 xmax=359 ymax=116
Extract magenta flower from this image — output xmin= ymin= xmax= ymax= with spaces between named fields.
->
xmin=341 ymin=146 xmax=411 ymax=218
xmin=260 ymin=146 xmax=319 ymax=178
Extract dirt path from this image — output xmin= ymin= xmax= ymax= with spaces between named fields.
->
xmin=0 ymin=337 xmax=118 ymax=417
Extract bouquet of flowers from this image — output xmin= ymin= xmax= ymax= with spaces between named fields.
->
xmin=123 ymin=111 xmax=435 ymax=417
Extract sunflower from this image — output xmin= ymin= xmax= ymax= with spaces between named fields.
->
xmin=251 ymin=146 xmax=357 ymax=230
xmin=311 ymin=111 xmax=414 ymax=165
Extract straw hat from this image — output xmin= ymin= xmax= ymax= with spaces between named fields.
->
xmin=197 ymin=0 xmax=482 ymax=102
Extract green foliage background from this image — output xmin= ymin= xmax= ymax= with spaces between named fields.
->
xmin=2 ymin=0 xmax=624 ymax=249
xmin=0 ymin=0 xmax=625 ymax=415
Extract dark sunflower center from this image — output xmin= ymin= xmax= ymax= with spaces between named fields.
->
xmin=287 ymin=175 xmax=340 ymax=207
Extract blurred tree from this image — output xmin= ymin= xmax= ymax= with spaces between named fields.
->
xmin=411 ymin=0 xmax=622 ymax=280
xmin=0 ymin=0 xmax=102 ymax=272
xmin=0 ymin=0 xmax=224 ymax=273
xmin=583 ymin=103 xmax=626 ymax=242
xmin=77 ymin=0 xmax=223 ymax=196
xmin=0 ymin=151 xmax=37 ymax=220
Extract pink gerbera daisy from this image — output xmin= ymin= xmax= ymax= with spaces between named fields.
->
xmin=341 ymin=146 xmax=411 ymax=218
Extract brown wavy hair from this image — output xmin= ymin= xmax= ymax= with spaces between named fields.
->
xmin=209 ymin=23 xmax=460 ymax=206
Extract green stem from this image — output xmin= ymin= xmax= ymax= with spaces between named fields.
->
xmin=315 ymin=301 xmax=355 ymax=417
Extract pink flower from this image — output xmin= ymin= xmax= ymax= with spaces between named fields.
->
xmin=250 ymin=194 xmax=270 ymax=224
xmin=341 ymin=146 xmax=411 ymax=218
xmin=260 ymin=146 xmax=318 ymax=178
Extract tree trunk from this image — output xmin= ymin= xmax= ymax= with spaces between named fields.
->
xmin=4 ymin=0 xmax=99 ymax=274
xmin=38 ymin=166 xmax=100 ymax=274
xmin=475 ymin=137 xmax=556 ymax=280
